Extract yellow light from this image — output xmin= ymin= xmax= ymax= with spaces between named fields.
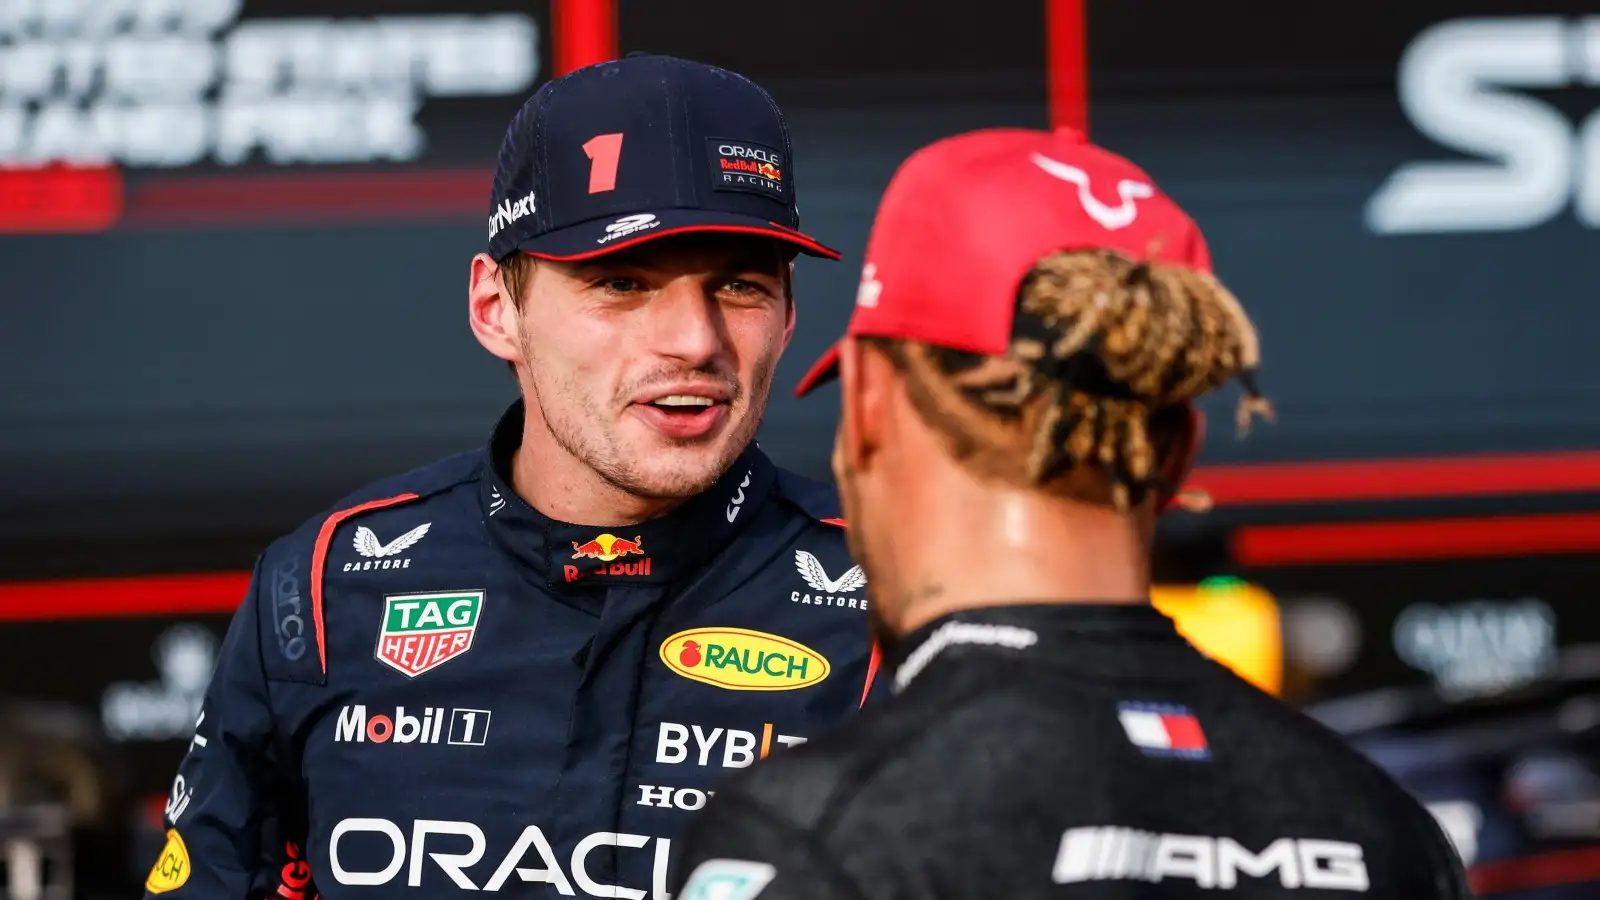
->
xmin=1151 ymin=577 xmax=1282 ymax=696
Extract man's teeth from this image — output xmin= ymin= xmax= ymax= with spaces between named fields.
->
xmin=652 ymin=395 xmax=716 ymax=408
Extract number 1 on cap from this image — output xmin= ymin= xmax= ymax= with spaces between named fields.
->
xmin=583 ymin=133 xmax=624 ymax=194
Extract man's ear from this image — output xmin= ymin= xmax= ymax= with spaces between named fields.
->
xmin=468 ymin=253 xmax=521 ymax=364
xmin=835 ymin=339 xmax=896 ymax=478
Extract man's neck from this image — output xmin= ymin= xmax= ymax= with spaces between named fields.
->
xmin=510 ymin=419 xmax=687 ymax=527
xmin=889 ymin=488 xmax=1151 ymax=636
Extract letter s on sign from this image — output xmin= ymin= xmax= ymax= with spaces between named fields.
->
xmin=1365 ymin=17 xmax=1571 ymax=234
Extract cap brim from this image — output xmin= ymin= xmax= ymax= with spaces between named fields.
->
xmin=794 ymin=342 xmax=841 ymax=397
xmin=518 ymin=209 xmax=840 ymax=261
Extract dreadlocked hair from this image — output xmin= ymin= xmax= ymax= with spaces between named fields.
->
xmin=865 ymin=249 xmax=1273 ymax=511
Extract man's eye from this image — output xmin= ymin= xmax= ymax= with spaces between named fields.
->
xmin=595 ymin=277 xmax=644 ymax=294
xmin=723 ymin=279 xmax=767 ymax=296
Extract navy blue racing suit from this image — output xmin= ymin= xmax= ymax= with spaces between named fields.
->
xmin=144 ymin=401 xmax=883 ymax=900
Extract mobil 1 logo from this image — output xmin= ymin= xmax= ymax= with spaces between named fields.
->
xmin=335 ymin=705 xmax=492 ymax=747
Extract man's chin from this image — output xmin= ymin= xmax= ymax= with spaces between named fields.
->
xmin=613 ymin=442 xmax=742 ymax=500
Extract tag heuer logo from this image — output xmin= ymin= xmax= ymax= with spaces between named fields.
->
xmin=375 ymin=591 xmax=483 ymax=678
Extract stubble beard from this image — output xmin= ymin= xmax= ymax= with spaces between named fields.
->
xmin=524 ymin=338 xmax=777 ymax=503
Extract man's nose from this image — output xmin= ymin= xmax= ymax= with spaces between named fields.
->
xmin=647 ymin=279 xmax=725 ymax=365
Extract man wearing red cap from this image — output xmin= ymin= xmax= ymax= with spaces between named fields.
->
xmin=669 ymin=127 xmax=1471 ymax=898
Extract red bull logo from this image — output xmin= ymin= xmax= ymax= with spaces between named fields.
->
xmin=718 ymin=158 xmax=782 ymax=183
xmin=565 ymin=533 xmax=650 ymax=583
xmin=571 ymin=533 xmax=645 ymax=561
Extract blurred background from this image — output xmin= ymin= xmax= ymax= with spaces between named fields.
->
xmin=2 ymin=0 xmax=1599 ymax=897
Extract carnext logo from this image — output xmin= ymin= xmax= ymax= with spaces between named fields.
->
xmin=489 ymin=190 xmax=536 ymax=238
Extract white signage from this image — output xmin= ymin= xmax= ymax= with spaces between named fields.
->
xmin=0 ymin=0 xmax=540 ymax=167
xmin=101 ymin=623 xmax=217 ymax=742
xmin=1393 ymin=598 xmax=1556 ymax=699
xmin=1367 ymin=17 xmax=1600 ymax=234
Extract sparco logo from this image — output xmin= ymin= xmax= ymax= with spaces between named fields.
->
xmin=1053 ymin=827 xmax=1369 ymax=891
xmin=724 ymin=469 xmax=751 ymax=523
xmin=488 ymin=190 xmax=536 ymax=239
xmin=1367 ymin=17 xmax=1600 ymax=234
xmin=329 ymin=818 xmax=673 ymax=897
xmin=597 ymin=213 xmax=660 ymax=245
xmin=272 ymin=557 xmax=306 ymax=661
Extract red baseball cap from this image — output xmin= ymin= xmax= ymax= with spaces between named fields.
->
xmin=795 ymin=127 xmax=1213 ymax=396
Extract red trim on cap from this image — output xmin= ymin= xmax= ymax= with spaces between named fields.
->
xmin=311 ymin=494 xmax=420 ymax=675
xmin=525 ymin=223 xmax=841 ymax=262
xmin=1232 ymin=512 xmax=1600 ymax=567
xmin=1046 ymin=0 xmax=1089 ymax=133
xmin=795 ymin=343 xmax=843 ymax=397
xmin=1190 ymin=449 xmax=1600 ymax=507
xmin=552 ymin=0 xmax=617 ymax=76
xmin=0 ymin=572 xmax=251 ymax=622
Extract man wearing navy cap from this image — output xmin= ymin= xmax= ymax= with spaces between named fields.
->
xmin=673 ymin=127 xmax=1472 ymax=899
xmin=143 ymin=55 xmax=882 ymax=900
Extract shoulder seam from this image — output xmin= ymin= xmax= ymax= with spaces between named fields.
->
xmin=335 ymin=456 xmax=483 ymax=511
xmin=769 ymin=468 xmax=845 ymax=525
xmin=310 ymin=493 xmax=425 ymax=675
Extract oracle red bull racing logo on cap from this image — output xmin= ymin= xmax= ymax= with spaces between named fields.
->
xmin=661 ymin=627 xmax=830 ymax=691
xmin=374 ymin=591 xmax=483 ymax=677
xmin=565 ymin=533 xmax=651 ymax=582
xmin=707 ymin=138 xmax=786 ymax=201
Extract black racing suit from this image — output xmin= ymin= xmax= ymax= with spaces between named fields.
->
xmin=674 ymin=604 xmax=1474 ymax=898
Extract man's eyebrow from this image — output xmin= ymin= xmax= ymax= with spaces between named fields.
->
xmin=566 ymin=247 xmax=782 ymax=276
xmin=720 ymin=253 xmax=784 ymax=276
xmin=567 ymin=252 xmax=651 ymax=273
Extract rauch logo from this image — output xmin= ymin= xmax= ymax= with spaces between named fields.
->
xmin=659 ymin=627 xmax=830 ymax=691
xmin=374 ymin=591 xmax=484 ymax=678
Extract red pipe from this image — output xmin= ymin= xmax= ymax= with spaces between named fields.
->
xmin=552 ymin=0 xmax=619 ymax=77
xmin=1046 ymin=0 xmax=1088 ymax=133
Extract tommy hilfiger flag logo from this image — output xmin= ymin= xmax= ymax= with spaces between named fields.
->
xmin=1117 ymin=702 xmax=1210 ymax=759
xmin=375 ymin=591 xmax=483 ymax=677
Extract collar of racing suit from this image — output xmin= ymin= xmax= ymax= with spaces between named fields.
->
xmin=889 ymin=602 xmax=1194 ymax=692
xmin=478 ymin=399 xmax=779 ymax=595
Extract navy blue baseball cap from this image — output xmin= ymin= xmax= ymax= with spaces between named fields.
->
xmin=486 ymin=53 xmax=839 ymax=262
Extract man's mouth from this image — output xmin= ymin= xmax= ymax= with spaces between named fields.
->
xmin=632 ymin=392 xmax=730 ymax=439
xmin=648 ymin=394 xmax=718 ymax=410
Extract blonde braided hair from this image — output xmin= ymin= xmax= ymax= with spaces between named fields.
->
xmin=868 ymin=249 xmax=1272 ymax=510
